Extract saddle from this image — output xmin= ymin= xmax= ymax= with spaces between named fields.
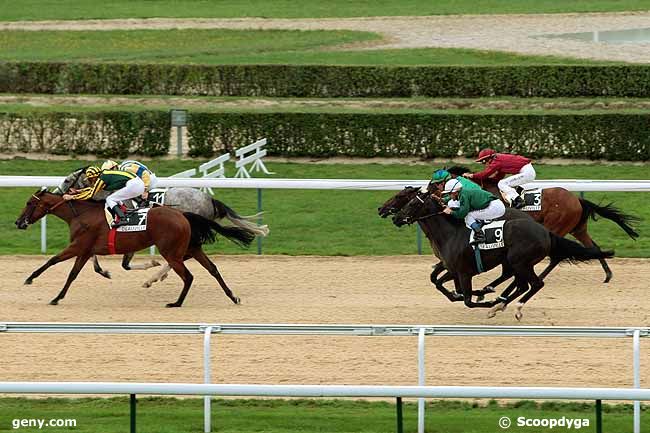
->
xmin=104 ymin=204 xmax=150 ymax=232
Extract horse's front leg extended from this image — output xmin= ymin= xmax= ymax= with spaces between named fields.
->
xmin=142 ymin=263 xmax=171 ymax=288
xmin=49 ymin=254 xmax=92 ymax=305
xmin=434 ymin=271 xmax=463 ymax=302
xmin=25 ymin=246 xmax=79 ymax=285
xmin=458 ymin=274 xmax=500 ymax=308
xmin=92 ymin=255 xmax=111 ymax=279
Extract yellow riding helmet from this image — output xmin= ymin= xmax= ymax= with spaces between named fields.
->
xmin=85 ymin=166 xmax=101 ymax=179
xmin=101 ymin=160 xmax=118 ymax=171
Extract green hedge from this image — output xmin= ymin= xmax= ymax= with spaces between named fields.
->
xmin=187 ymin=112 xmax=650 ymax=161
xmin=2 ymin=110 xmax=649 ymax=161
xmin=2 ymin=62 xmax=650 ymax=97
xmin=0 ymin=111 xmax=170 ymax=157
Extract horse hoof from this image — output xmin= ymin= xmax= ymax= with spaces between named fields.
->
xmin=160 ymin=274 xmax=168 ymax=282
xmin=49 ymin=299 xmax=58 ymax=305
xmin=24 ymin=279 xmax=33 ymax=285
xmin=477 ymin=295 xmax=485 ymax=302
xmin=101 ymin=271 xmax=111 ymax=280
xmin=233 ymin=297 xmax=241 ymax=305
xmin=165 ymin=302 xmax=181 ymax=308
xmin=487 ymin=310 xmax=496 ymax=319
xmin=603 ymin=274 xmax=612 ymax=284
xmin=142 ymin=282 xmax=152 ymax=288
xmin=483 ymin=286 xmax=495 ymax=294
xmin=515 ymin=312 xmax=523 ymax=321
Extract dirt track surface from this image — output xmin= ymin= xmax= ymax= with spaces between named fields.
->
xmin=1 ymin=255 xmax=649 ymax=389
xmin=1 ymin=12 xmax=650 ymax=63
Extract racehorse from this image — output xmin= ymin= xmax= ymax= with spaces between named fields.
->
xmin=57 ymin=167 xmax=269 ymax=287
xmin=392 ymin=189 xmax=614 ymax=320
xmin=15 ymin=190 xmax=256 ymax=307
xmin=447 ymin=166 xmax=639 ymax=283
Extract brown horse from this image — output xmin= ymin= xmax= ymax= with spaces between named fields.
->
xmin=15 ymin=189 xmax=255 ymax=307
xmin=447 ymin=166 xmax=639 ymax=283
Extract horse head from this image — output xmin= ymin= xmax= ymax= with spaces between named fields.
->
xmin=378 ymin=186 xmax=420 ymax=218
xmin=392 ymin=189 xmax=443 ymax=227
xmin=15 ymin=189 xmax=63 ymax=229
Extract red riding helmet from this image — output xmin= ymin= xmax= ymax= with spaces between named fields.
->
xmin=475 ymin=148 xmax=497 ymax=162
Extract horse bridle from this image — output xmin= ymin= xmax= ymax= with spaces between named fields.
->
xmin=409 ymin=193 xmax=446 ymax=222
xmin=25 ymin=193 xmax=75 ymax=223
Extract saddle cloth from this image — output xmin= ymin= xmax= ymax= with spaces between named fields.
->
xmin=147 ymin=188 xmax=166 ymax=206
xmin=516 ymin=187 xmax=543 ymax=212
xmin=104 ymin=207 xmax=151 ymax=232
xmin=469 ymin=220 xmax=506 ymax=250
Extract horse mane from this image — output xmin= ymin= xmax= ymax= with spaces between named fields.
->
xmin=447 ymin=166 xmax=471 ymax=176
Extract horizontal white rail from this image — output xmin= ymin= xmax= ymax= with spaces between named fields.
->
xmin=2 ymin=175 xmax=650 ymax=191
xmin=1 ymin=322 xmax=648 ymax=337
xmin=1 ymin=382 xmax=649 ymax=401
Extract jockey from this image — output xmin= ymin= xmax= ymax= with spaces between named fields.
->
xmin=463 ymin=149 xmax=536 ymax=209
xmin=101 ymin=159 xmax=158 ymax=200
xmin=441 ymin=178 xmax=506 ymax=244
xmin=62 ymin=166 xmax=145 ymax=228
xmin=431 ymin=169 xmax=482 ymax=209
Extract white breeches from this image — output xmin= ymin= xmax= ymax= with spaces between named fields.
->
xmin=105 ymin=177 xmax=145 ymax=208
xmin=498 ymin=163 xmax=536 ymax=201
xmin=148 ymin=173 xmax=158 ymax=190
xmin=465 ymin=200 xmax=506 ymax=228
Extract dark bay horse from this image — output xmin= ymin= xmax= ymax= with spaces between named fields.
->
xmin=447 ymin=166 xmax=639 ymax=283
xmin=392 ymin=189 xmax=614 ymax=320
xmin=15 ymin=190 xmax=255 ymax=307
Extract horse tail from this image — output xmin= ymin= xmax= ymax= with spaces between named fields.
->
xmin=184 ymin=212 xmax=255 ymax=249
xmin=579 ymin=199 xmax=640 ymax=240
xmin=211 ymin=198 xmax=269 ymax=237
xmin=549 ymin=233 xmax=614 ymax=264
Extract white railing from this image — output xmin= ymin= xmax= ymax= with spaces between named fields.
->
xmin=3 ymin=175 xmax=650 ymax=191
xmin=1 ymin=323 xmax=646 ymax=433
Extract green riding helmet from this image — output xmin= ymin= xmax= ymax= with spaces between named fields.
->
xmin=431 ymin=169 xmax=451 ymax=184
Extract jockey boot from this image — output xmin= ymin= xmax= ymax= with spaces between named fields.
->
xmin=110 ymin=205 xmax=128 ymax=228
xmin=512 ymin=196 xmax=525 ymax=209
xmin=469 ymin=221 xmax=485 ymax=244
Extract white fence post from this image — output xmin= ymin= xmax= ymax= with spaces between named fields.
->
xmin=40 ymin=215 xmax=47 ymax=254
xmin=418 ymin=328 xmax=426 ymax=433
xmin=234 ymin=139 xmax=274 ymax=178
xmin=634 ymin=330 xmax=641 ymax=433
xmin=204 ymin=326 xmax=214 ymax=433
xmin=198 ymin=154 xmax=230 ymax=195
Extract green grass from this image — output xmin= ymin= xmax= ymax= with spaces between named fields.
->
xmin=0 ymin=0 xmax=648 ymax=20
xmin=0 ymin=397 xmax=645 ymax=433
xmin=1 ymin=159 xmax=648 ymax=257
xmin=0 ymin=29 xmax=609 ymax=65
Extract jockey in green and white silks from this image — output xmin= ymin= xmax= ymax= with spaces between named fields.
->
xmin=441 ymin=178 xmax=505 ymax=244
xmin=431 ymin=169 xmax=481 ymax=208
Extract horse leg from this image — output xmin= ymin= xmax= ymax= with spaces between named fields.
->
xmin=163 ymin=259 xmax=194 ymax=308
xmin=512 ymin=268 xmax=544 ymax=321
xmin=142 ymin=263 xmax=172 ymax=288
xmin=486 ymin=279 xmax=531 ymax=318
xmin=92 ymin=255 xmax=111 ymax=279
xmin=25 ymin=246 xmax=79 ymax=285
xmin=458 ymin=274 xmax=497 ymax=308
xmin=121 ymin=252 xmax=161 ymax=271
xmin=191 ymin=248 xmax=241 ymax=304
xmin=434 ymin=271 xmax=463 ymax=302
xmin=571 ymin=227 xmax=612 ymax=283
xmin=430 ymin=262 xmax=445 ymax=285
xmin=49 ymin=253 xmax=92 ymax=305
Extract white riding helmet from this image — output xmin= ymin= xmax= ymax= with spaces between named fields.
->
xmin=442 ymin=179 xmax=463 ymax=194
xmin=101 ymin=160 xmax=118 ymax=171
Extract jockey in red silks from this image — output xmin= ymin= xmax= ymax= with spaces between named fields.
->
xmin=463 ymin=148 xmax=536 ymax=209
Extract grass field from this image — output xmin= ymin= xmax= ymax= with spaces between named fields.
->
xmin=1 ymin=159 xmax=647 ymax=257
xmin=0 ymin=0 xmax=648 ymax=20
xmin=0 ymin=29 xmax=608 ymax=65
xmin=0 ymin=397 xmax=644 ymax=433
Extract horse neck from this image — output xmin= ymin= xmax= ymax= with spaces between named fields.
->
xmin=47 ymin=196 xmax=100 ymax=224
xmin=418 ymin=214 xmax=465 ymax=246
xmin=481 ymin=181 xmax=500 ymax=196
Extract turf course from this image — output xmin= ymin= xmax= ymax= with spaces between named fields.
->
xmin=1 ymin=159 xmax=647 ymax=257
xmin=0 ymin=397 xmax=644 ymax=433
xmin=0 ymin=29 xmax=607 ymax=65
xmin=0 ymin=0 xmax=648 ymax=20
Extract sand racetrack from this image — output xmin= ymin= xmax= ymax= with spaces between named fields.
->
xmin=0 ymin=255 xmax=649 ymax=389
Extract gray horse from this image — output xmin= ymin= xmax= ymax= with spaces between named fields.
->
xmin=57 ymin=167 xmax=269 ymax=287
